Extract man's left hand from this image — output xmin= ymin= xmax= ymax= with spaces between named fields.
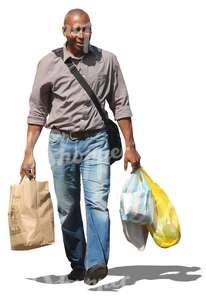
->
xmin=124 ymin=147 xmax=141 ymax=174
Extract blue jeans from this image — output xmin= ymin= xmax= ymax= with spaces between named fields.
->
xmin=48 ymin=128 xmax=111 ymax=270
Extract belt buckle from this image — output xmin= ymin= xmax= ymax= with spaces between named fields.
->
xmin=69 ymin=132 xmax=78 ymax=141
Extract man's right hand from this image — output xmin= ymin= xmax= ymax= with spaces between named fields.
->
xmin=20 ymin=123 xmax=43 ymax=180
xmin=20 ymin=153 xmax=36 ymax=180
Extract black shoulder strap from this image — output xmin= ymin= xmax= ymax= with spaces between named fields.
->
xmin=52 ymin=48 xmax=108 ymax=124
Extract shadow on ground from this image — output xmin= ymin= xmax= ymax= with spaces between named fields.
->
xmin=26 ymin=265 xmax=201 ymax=291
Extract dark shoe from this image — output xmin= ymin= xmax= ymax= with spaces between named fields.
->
xmin=67 ymin=267 xmax=85 ymax=281
xmin=84 ymin=263 xmax=108 ymax=285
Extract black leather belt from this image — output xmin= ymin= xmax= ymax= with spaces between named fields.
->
xmin=51 ymin=127 xmax=105 ymax=140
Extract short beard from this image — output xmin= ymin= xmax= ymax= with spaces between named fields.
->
xmin=66 ymin=38 xmax=90 ymax=54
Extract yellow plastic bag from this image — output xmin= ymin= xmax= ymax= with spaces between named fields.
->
xmin=140 ymin=167 xmax=181 ymax=248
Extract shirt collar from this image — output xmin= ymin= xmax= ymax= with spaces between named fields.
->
xmin=63 ymin=41 xmax=95 ymax=62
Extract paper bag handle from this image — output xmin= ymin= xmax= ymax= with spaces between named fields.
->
xmin=19 ymin=175 xmax=36 ymax=184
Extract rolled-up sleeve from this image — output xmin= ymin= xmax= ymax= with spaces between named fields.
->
xmin=27 ymin=57 xmax=52 ymax=126
xmin=107 ymin=54 xmax=133 ymax=121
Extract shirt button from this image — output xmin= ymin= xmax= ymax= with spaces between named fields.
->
xmin=85 ymin=101 xmax=90 ymax=107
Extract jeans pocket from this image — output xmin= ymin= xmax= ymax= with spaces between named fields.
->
xmin=49 ymin=132 xmax=62 ymax=145
xmin=96 ymin=129 xmax=107 ymax=138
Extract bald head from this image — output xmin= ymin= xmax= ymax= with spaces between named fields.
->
xmin=64 ymin=8 xmax=90 ymax=25
xmin=62 ymin=8 xmax=92 ymax=57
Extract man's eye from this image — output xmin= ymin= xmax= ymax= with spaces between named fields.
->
xmin=71 ymin=28 xmax=80 ymax=34
xmin=71 ymin=27 xmax=91 ymax=34
xmin=84 ymin=27 xmax=91 ymax=33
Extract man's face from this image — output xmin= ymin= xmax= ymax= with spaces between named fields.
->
xmin=63 ymin=14 xmax=92 ymax=55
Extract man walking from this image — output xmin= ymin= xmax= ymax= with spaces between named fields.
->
xmin=20 ymin=8 xmax=141 ymax=285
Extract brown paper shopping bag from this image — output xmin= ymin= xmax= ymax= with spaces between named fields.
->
xmin=8 ymin=175 xmax=55 ymax=250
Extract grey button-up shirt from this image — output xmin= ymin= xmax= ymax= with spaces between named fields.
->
xmin=27 ymin=42 xmax=133 ymax=131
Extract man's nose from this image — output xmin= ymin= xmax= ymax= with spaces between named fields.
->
xmin=78 ymin=31 xmax=84 ymax=38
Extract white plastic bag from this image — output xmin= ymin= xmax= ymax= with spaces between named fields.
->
xmin=120 ymin=169 xmax=154 ymax=224
xmin=120 ymin=169 xmax=154 ymax=251
xmin=121 ymin=220 xmax=149 ymax=251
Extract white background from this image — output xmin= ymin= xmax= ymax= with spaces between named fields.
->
xmin=0 ymin=0 xmax=205 ymax=298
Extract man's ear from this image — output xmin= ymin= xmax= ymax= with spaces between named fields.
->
xmin=62 ymin=25 xmax=66 ymax=36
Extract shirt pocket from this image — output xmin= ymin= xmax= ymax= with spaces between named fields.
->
xmin=86 ymin=73 xmax=106 ymax=85
xmin=86 ymin=74 xmax=107 ymax=95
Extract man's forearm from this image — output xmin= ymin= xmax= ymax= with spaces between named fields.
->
xmin=117 ymin=117 xmax=136 ymax=149
xmin=24 ymin=124 xmax=43 ymax=155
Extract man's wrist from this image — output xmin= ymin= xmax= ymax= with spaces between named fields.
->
xmin=125 ymin=143 xmax=136 ymax=150
xmin=24 ymin=149 xmax=33 ymax=156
